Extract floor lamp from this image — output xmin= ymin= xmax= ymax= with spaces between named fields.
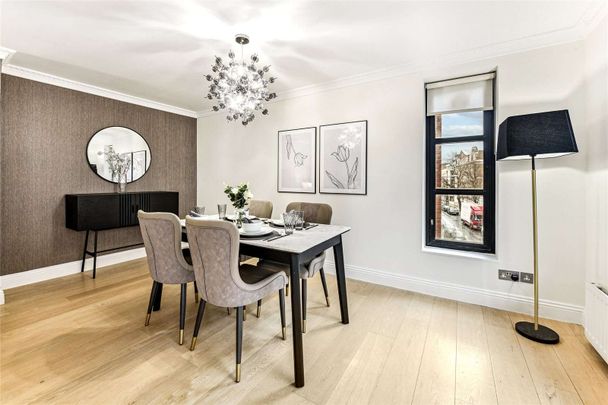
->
xmin=497 ymin=110 xmax=578 ymax=344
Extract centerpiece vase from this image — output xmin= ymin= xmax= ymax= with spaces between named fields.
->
xmin=234 ymin=208 xmax=245 ymax=228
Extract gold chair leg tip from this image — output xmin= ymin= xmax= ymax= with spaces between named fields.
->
xmin=235 ymin=364 xmax=241 ymax=383
xmin=179 ymin=329 xmax=184 ymax=345
xmin=282 ymin=327 xmax=286 ymax=340
xmin=190 ymin=337 xmax=197 ymax=351
xmin=145 ymin=314 xmax=151 ymax=326
xmin=326 ymin=297 xmax=330 ymax=307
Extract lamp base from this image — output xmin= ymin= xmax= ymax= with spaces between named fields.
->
xmin=515 ymin=321 xmax=559 ymax=344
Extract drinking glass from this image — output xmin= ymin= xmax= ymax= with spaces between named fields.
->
xmin=283 ymin=212 xmax=296 ymax=235
xmin=217 ymin=204 xmax=227 ymax=219
xmin=294 ymin=210 xmax=305 ymax=230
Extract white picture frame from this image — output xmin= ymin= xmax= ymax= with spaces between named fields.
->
xmin=277 ymin=127 xmax=316 ymax=193
xmin=319 ymin=120 xmax=368 ymax=195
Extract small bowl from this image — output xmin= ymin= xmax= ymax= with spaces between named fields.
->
xmin=242 ymin=221 xmax=263 ymax=233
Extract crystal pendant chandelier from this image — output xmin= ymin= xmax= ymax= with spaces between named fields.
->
xmin=205 ymin=34 xmax=276 ymax=126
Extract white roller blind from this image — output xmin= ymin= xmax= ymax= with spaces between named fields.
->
xmin=426 ymin=73 xmax=495 ymax=116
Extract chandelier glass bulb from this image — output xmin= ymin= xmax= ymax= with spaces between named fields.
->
xmin=205 ymin=35 xmax=276 ymax=126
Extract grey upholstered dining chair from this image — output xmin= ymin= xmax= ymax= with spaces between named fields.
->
xmin=185 ymin=217 xmax=287 ymax=383
xmin=240 ymin=199 xmax=273 ymax=312
xmin=138 ymin=210 xmax=197 ymax=345
xmin=266 ymin=202 xmax=332 ymax=333
xmin=247 ymin=199 xmax=273 ymax=219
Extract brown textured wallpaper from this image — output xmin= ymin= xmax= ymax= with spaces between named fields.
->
xmin=0 ymin=74 xmax=197 ymax=276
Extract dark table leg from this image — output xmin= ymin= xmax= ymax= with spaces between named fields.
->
xmin=289 ymin=254 xmax=305 ymax=387
xmin=152 ymin=283 xmax=163 ymax=311
xmin=333 ymin=236 xmax=349 ymax=324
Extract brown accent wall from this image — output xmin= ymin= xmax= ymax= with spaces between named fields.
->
xmin=0 ymin=61 xmax=4 ymax=278
xmin=0 ymin=74 xmax=197 ymax=276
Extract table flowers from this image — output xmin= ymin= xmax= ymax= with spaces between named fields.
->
xmin=224 ymin=183 xmax=253 ymax=227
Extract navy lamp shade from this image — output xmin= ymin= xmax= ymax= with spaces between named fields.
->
xmin=497 ymin=110 xmax=578 ymax=160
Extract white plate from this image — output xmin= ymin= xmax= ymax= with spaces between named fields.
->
xmin=238 ymin=226 xmax=273 ymax=237
xmin=270 ymin=219 xmax=284 ymax=226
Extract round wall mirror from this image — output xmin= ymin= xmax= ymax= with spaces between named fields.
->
xmin=86 ymin=126 xmax=151 ymax=183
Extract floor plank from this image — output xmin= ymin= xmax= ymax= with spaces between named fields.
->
xmin=369 ymin=292 xmax=433 ymax=405
xmin=455 ymin=303 xmax=498 ymax=405
xmin=482 ymin=307 xmax=541 ymax=405
xmin=411 ymin=298 xmax=458 ymax=405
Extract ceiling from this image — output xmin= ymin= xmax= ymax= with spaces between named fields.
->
xmin=1 ymin=1 xmax=604 ymax=114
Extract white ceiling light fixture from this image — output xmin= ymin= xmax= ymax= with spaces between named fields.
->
xmin=205 ymin=34 xmax=276 ymax=125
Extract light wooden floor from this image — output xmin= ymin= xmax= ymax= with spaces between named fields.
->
xmin=1 ymin=259 xmax=608 ymax=404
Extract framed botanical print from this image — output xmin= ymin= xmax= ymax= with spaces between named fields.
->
xmin=277 ymin=127 xmax=316 ymax=193
xmin=319 ymin=120 xmax=367 ymax=195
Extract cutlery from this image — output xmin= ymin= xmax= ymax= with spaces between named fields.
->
xmin=265 ymin=233 xmax=287 ymax=242
xmin=304 ymin=223 xmax=319 ymax=230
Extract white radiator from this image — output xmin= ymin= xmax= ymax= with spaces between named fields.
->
xmin=585 ymin=282 xmax=608 ymax=364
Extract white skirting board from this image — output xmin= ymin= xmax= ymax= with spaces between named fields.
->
xmin=324 ymin=262 xmax=584 ymax=324
xmin=0 ymin=248 xmax=147 ymax=303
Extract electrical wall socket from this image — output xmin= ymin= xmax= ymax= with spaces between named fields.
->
xmin=521 ymin=272 xmax=534 ymax=284
xmin=499 ymin=269 xmax=520 ymax=281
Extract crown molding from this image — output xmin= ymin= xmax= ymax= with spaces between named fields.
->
xmin=578 ymin=0 xmax=607 ymax=37
xmin=0 ymin=47 xmax=16 ymax=62
xmin=198 ymin=1 xmax=606 ymax=119
xmin=1 ymin=63 xmax=198 ymax=118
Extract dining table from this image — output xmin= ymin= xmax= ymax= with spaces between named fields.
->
xmin=152 ymin=216 xmax=351 ymax=388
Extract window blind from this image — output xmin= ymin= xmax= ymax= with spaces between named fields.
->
xmin=426 ymin=73 xmax=495 ymax=116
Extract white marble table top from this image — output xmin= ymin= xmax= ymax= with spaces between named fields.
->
xmin=180 ymin=216 xmax=350 ymax=254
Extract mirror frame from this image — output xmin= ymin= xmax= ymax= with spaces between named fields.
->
xmin=85 ymin=126 xmax=152 ymax=184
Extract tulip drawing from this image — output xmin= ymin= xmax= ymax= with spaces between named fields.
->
xmin=285 ymin=135 xmax=308 ymax=167
xmin=294 ymin=152 xmax=307 ymax=167
xmin=326 ymin=144 xmax=358 ymax=189
xmin=331 ymin=145 xmax=350 ymax=162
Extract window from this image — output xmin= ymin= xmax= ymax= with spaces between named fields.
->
xmin=425 ymin=73 xmax=495 ymax=253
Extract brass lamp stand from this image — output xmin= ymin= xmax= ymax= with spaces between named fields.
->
xmin=514 ymin=156 xmax=559 ymax=344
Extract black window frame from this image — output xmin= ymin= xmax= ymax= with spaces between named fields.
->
xmin=425 ymin=76 xmax=496 ymax=254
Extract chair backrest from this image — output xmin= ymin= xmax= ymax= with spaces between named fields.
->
xmin=138 ymin=211 xmax=192 ymax=284
xmin=248 ymin=200 xmax=273 ymax=218
xmin=185 ymin=217 xmax=253 ymax=307
xmin=286 ymin=202 xmax=332 ymax=225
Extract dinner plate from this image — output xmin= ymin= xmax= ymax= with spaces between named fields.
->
xmin=270 ymin=219 xmax=284 ymax=227
xmin=238 ymin=227 xmax=273 ymax=237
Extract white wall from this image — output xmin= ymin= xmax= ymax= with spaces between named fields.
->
xmin=197 ymin=40 xmax=593 ymax=322
xmin=584 ymin=17 xmax=608 ymax=288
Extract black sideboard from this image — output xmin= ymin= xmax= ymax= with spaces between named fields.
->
xmin=65 ymin=191 xmax=179 ymax=278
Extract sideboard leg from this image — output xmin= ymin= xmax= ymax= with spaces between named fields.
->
xmin=81 ymin=229 xmax=90 ymax=273
xmin=92 ymin=230 xmax=98 ymax=279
